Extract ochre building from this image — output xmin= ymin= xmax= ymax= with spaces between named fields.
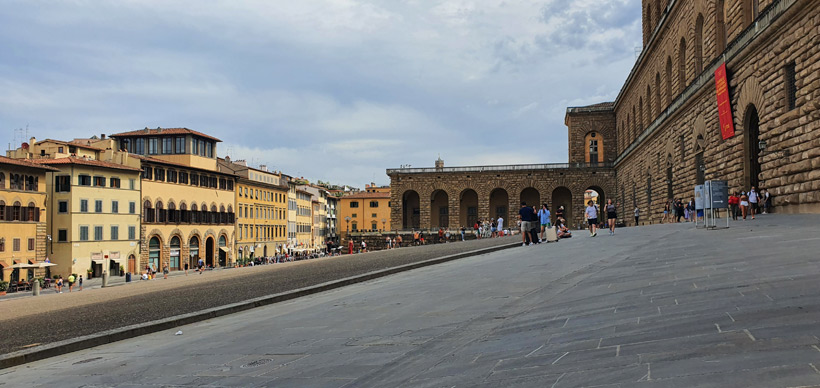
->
xmin=390 ymin=0 xmax=819 ymax=226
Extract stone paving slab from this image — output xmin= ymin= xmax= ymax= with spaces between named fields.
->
xmin=4 ymin=214 xmax=820 ymax=387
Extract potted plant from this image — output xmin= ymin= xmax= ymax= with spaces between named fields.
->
xmin=120 ymin=265 xmax=125 ymax=276
xmin=0 ymin=281 xmax=8 ymax=296
xmin=86 ymin=268 xmax=93 ymax=279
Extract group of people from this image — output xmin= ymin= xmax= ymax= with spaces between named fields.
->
xmin=661 ymin=198 xmax=701 ymax=224
xmin=518 ymin=202 xmax=573 ymax=245
xmin=53 ymin=274 xmax=80 ymax=293
xmin=473 ymin=217 xmax=505 ymax=238
xmin=584 ymin=199 xmax=619 ymax=237
xmin=728 ymin=186 xmax=771 ymax=220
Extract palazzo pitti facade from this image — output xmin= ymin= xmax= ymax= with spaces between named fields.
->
xmin=389 ymin=0 xmax=820 ymax=228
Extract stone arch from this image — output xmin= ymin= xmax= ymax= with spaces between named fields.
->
xmin=678 ymin=37 xmax=687 ymax=92
xmin=551 ymin=186 xmax=573 ymax=226
xmin=459 ymin=188 xmax=479 ymax=228
xmin=736 ymin=76 xmax=765 ymax=134
xmin=665 ymin=55 xmax=674 ymax=105
xmin=187 ymin=229 xmax=202 ymax=242
xmin=147 ymin=228 xmax=165 ymax=241
xmin=401 ymin=190 xmax=421 ymax=229
xmin=693 ymin=115 xmax=707 ymax=152
xmin=430 ymin=189 xmax=450 ymax=228
xmin=694 ymin=13 xmax=704 ymax=74
xmin=488 ymin=188 xmax=509 ymax=222
xmin=519 ymin=187 xmax=540 ymax=209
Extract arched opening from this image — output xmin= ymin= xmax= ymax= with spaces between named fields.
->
xmin=694 ymin=14 xmax=704 ymax=74
xmin=148 ymin=236 xmax=161 ymax=272
xmin=189 ymin=236 xmax=200 ymax=269
xmin=678 ymin=37 xmax=687 ymax=92
xmin=743 ymin=104 xmax=761 ymax=189
xmin=169 ymin=236 xmax=181 ymax=270
xmin=584 ymin=187 xmax=605 ymax=211
xmin=489 ymin=188 xmax=508 ymax=222
xmin=218 ymin=235 xmax=227 ymax=267
xmin=695 ymin=134 xmax=706 ymax=185
xmin=639 ymin=97 xmax=644 ymax=131
xmin=168 ymin=202 xmax=177 ymax=223
xmin=402 ymin=190 xmax=420 ymax=229
xmin=655 ymin=72 xmax=662 ymax=116
xmin=459 ymin=189 xmax=478 ymax=228
xmin=127 ymin=254 xmax=136 ymax=275
xmin=520 ymin=187 xmax=540 ymax=210
xmin=585 ymin=132 xmax=603 ymax=163
xmin=716 ymin=0 xmax=726 ymax=53
xmin=156 ymin=201 xmax=165 ymax=223
xmin=143 ymin=200 xmax=153 ymax=223
xmin=646 ymin=84 xmax=652 ymax=124
xmin=430 ymin=190 xmax=449 ymax=228
xmin=551 ymin=187 xmax=572 ymax=225
xmin=205 ymin=236 xmax=214 ymax=267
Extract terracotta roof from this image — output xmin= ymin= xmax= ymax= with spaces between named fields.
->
xmin=36 ymin=139 xmax=103 ymax=150
xmin=0 ymin=155 xmax=59 ymax=171
xmin=342 ymin=192 xmax=390 ymax=199
xmin=110 ymin=127 xmax=221 ymax=142
xmin=32 ymin=157 xmax=142 ymax=172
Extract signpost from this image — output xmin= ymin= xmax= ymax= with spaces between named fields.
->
xmin=699 ymin=180 xmax=729 ymax=229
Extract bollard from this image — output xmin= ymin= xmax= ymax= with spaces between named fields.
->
xmin=32 ymin=279 xmax=40 ymax=296
xmin=102 ymin=271 xmax=109 ymax=288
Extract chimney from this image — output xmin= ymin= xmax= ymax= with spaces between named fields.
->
xmin=29 ymin=137 xmax=36 ymax=146
xmin=225 ymin=155 xmax=231 ymax=163
xmin=235 ymin=159 xmax=247 ymax=166
xmin=259 ymin=164 xmax=267 ymax=171
xmin=100 ymin=134 xmax=106 ymax=139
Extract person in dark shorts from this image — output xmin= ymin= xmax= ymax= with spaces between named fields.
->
xmin=585 ymin=200 xmax=598 ymax=237
xmin=605 ymin=199 xmax=617 ymax=236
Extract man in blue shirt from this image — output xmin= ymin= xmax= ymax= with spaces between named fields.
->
xmin=519 ymin=202 xmax=536 ymax=246
xmin=537 ymin=203 xmax=551 ymax=242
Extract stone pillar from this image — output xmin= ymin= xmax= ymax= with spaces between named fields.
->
xmin=420 ymin=197 xmax=431 ymax=230
xmin=448 ymin=196 xmax=460 ymax=229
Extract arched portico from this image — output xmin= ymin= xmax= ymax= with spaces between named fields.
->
xmin=460 ymin=189 xmax=478 ymax=228
xmin=430 ymin=190 xmax=449 ymax=228
xmin=402 ymin=190 xmax=420 ymax=229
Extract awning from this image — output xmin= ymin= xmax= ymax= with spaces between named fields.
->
xmin=92 ymin=259 xmax=104 ymax=264
xmin=219 ymin=247 xmax=230 ymax=253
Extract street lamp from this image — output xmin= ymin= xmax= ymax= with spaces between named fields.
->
xmin=381 ymin=218 xmax=386 ymax=232
xmin=345 ymin=216 xmax=351 ymax=232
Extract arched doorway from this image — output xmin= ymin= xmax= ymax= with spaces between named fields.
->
xmin=169 ymin=236 xmax=181 ymax=270
xmin=743 ymin=104 xmax=761 ymax=189
xmin=459 ymin=189 xmax=478 ymax=228
xmin=520 ymin=187 xmax=540 ymax=209
xmin=218 ymin=235 xmax=227 ymax=267
xmin=402 ymin=191 xmax=420 ymax=229
xmin=430 ymin=190 xmax=449 ymax=228
xmin=489 ymin=188 xmax=508 ymax=222
xmin=551 ymin=187 xmax=572 ymax=225
xmin=148 ymin=236 xmax=161 ymax=272
xmin=127 ymin=254 xmax=136 ymax=274
xmin=695 ymin=134 xmax=706 ymax=185
xmin=585 ymin=186 xmax=606 ymax=220
xmin=189 ymin=236 xmax=200 ymax=268
xmin=205 ymin=237 xmax=214 ymax=267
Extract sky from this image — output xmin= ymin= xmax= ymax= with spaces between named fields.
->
xmin=0 ymin=0 xmax=642 ymax=187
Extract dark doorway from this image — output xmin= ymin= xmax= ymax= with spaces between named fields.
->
xmin=551 ymin=187 xmax=572 ymax=225
xmin=460 ymin=189 xmax=478 ymax=228
xmin=402 ymin=191 xmax=420 ymax=229
xmin=743 ymin=104 xmax=761 ymax=189
xmin=695 ymin=152 xmax=705 ymax=185
xmin=430 ymin=190 xmax=449 ymax=228
xmin=205 ymin=237 xmax=214 ymax=267
xmin=218 ymin=235 xmax=227 ymax=267
xmin=520 ymin=187 xmax=540 ymax=210
xmin=489 ymin=189 xmax=508 ymax=221
xmin=666 ymin=166 xmax=673 ymax=200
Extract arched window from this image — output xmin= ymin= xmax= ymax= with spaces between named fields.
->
xmin=0 ymin=172 xmax=5 ymax=189
xmin=180 ymin=202 xmax=188 ymax=223
xmin=694 ymin=14 xmax=704 ymax=74
xmin=27 ymin=201 xmax=38 ymax=222
xmin=0 ymin=200 xmax=4 ymax=221
xmin=715 ymin=0 xmax=726 ymax=53
xmin=156 ymin=201 xmax=165 ymax=223
xmin=210 ymin=205 xmax=217 ymax=224
xmin=639 ymin=97 xmax=644 ymax=132
xmin=743 ymin=0 xmax=758 ymax=26
xmin=655 ymin=72 xmax=662 ymax=115
xmin=12 ymin=201 xmax=22 ymax=221
xmin=148 ymin=236 xmax=160 ymax=271
xmin=200 ymin=203 xmax=207 ymax=224
xmin=678 ymin=38 xmax=687 ymax=92
xmin=191 ymin=203 xmax=198 ymax=223
xmin=143 ymin=200 xmax=153 ymax=223
xmin=219 ymin=205 xmax=226 ymax=224
xmin=655 ymin=0 xmax=662 ymax=25
xmin=169 ymin=236 xmax=181 ymax=270
xmin=645 ymin=4 xmax=653 ymax=44
xmin=189 ymin=236 xmax=200 ymax=261
xmin=666 ymin=56 xmax=673 ymax=104
xmin=585 ymin=132 xmax=603 ymax=164
xmin=646 ymin=85 xmax=652 ymax=125
xmin=631 ymin=106 xmax=637 ymax=140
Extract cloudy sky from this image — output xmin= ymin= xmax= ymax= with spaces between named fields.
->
xmin=1 ymin=0 xmax=641 ymax=187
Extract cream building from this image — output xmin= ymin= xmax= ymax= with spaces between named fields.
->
xmin=218 ymin=157 xmax=288 ymax=260
xmin=0 ymin=156 xmax=56 ymax=283
xmin=338 ymin=184 xmax=391 ymax=241
xmin=35 ymin=157 xmax=142 ymax=278
xmin=110 ymin=128 xmax=236 ymax=271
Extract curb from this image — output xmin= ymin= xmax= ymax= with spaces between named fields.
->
xmin=0 ymin=241 xmax=520 ymax=370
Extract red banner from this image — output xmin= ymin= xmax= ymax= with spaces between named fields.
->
xmin=715 ymin=63 xmax=735 ymax=140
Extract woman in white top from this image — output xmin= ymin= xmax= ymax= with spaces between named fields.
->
xmin=585 ymin=200 xmax=598 ymax=237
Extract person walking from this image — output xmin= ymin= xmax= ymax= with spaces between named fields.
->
xmin=634 ymin=206 xmax=640 ymax=226
xmin=67 ymin=274 xmax=75 ymax=292
xmin=78 ymin=275 xmax=83 ymax=291
xmin=497 ymin=216 xmax=504 ymax=236
xmin=55 ymin=276 xmax=63 ymax=293
xmin=396 ymin=234 xmax=403 ymax=247
xmin=662 ymin=201 xmax=670 ymax=223
xmin=748 ymin=186 xmax=759 ymax=219
xmin=538 ymin=203 xmax=551 ymax=242
xmin=585 ymin=201 xmax=598 ymax=237
xmin=163 ymin=265 xmax=169 ymax=279
xmin=184 ymin=262 xmax=189 ymax=275
xmin=728 ymin=192 xmax=740 ymax=220
xmin=605 ymin=199 xmax=617 ymax=235
xmin=740 ymin=191 xmax=750 ymax=220
xmin=460 ymin=226 xmax=466 ymax=241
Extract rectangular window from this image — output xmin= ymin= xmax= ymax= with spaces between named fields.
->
xmin=55 ymin=175 xmax=71 ymax=192
xmin=13 ymin=238 xmax=20 ymax=251
xmin=111 ymin=201 xmax=119 ymax=213
xmin=58 ymin=201 xmax=68 ymax=213
xmin=155 ymin=168 xmax=165 ymax=182
xmin=175 ymin=137 xmax=185 ymax=153
xmin=142 ymin=166 xmax=153 ymax=180
xmin=94 ymin=226 xmax=103 ymax=241
xmin=167 ymin=170 xmax=177 ymax=183
xmin=79 ymin=226 xmax=89 ymax=241
xmin=128 ymin=226 xmax=136 ymax=240
xmin=95 ymin=200 xmax=103 ymax=213
xmin=350 ymin=201 xmax=359 ymax=208
xmin=198 ymin=140 xmax=206 ymax=156
xmin=192 ymin=138 xmax=199 ymax=155
xmin=206 ymin=142 xmax=213 ymax=158
xmin=28 ymin=238 xmax=35 ymax=251
xmin=110 ymin=177 xmax=121 ymax=188
xmin=369 ymin=201 xmax=379 ymax=208
xmin=190 ymin=173 xmax=198 ymax=186
xmin=78 ymin=175 xmax=91 ymax=186
xmin=135 ymin=138 xmax=145 ymax=154
xmin=371 ymin=213 xmax=377 ymax=218
xmin=58 ymin=229 xmax=67 ymax=242
xmin=110 ymin=225 xmax=119 ymax=240
xmin=80 ymin=199 xmax=88 ymax=213
xmin=93 ymin=176 xmax=106 ymax=187
xmin=129 ymin=201 xmax=136 ymax=214
xmin=162 ymin=137 xmax=173 ymax=154
xmin=785 ymin=62 xmax=797 ymax=111
xmin=148 ymin=138 xmax=158 ymax=154
xmin=130 ymin=179 xmax=136 ymax=190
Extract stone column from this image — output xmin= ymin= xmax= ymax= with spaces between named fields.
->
xmin=448 ymin=196 xmax=460 ymax=229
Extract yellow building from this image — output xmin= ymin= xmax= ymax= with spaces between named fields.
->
xmin=296 ymin=188 xmax=313 ymax=251
xmin=35 ymin=157 xmax=142 ymax=278
xmin=218 ymin=158 xmax=288 ymax=260
xmin=110 ymin=128 xmax=236 ymax=271
xmin=0 ymin=156 xmax=56 ymax=283
xmin=299 ymin=184 xmax=330 ymax=249
xmin=7 ymin=137 xmax=102 ymax=161
xmin=338 ymin=184 xmax=391 ymax=241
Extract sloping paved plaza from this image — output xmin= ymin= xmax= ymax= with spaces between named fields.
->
xmin=4 ymin=214 xmax=820 ymax=387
